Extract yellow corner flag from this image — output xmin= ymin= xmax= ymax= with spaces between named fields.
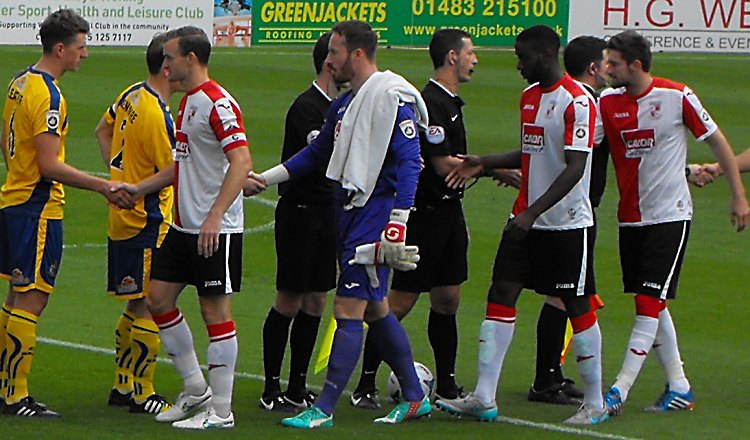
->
xmin=314 ymin=316 xmax=368 ymax=374
xmin=561 ymin=320 xmax=574 ymax=364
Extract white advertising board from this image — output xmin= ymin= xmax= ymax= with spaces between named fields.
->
xmin=569 ymin=0 xmax=750 ymax=53
xmin=0 ymin=0 xmax=212 ymax=46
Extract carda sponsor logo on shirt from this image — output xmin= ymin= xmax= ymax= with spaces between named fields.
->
xmin=621 ymin=128 xmax=655 ymax=158
xmin=174 ymin=130 xmax=190 ymax=161
xmin=522 ymin=124 xmax=544 ymax=153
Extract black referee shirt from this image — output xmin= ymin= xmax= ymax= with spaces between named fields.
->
xmin=278 ymin=82 xmax=335 ymax=204
xmin=416 ymin=79 xmax=468 ymax=204
xmin=581 ymin=83 xmax=609 ymax=208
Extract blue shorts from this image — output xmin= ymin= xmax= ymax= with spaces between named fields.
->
xmin=0 ymin=209 xmax=63 ymax=294
xmin=107 ymin=239 xmax=156 ymax=300
xmin=336 ymin=196 xmax=393 ymax=302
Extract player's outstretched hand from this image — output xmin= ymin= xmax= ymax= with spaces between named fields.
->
xmin=243 ymin=171 xmax=267 ymax=197
xmin=730 ymin=196 xmax=749 ymax=232
xmin=490 ymin=168 xmax=522 ymax=189
xmin=446 ymin=154 xmax=484 ymax=189
xmin=686 ymin=164 xmax=714 ymax=188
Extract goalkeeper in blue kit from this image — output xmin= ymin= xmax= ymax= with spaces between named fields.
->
xmin=245 ymin=20 xmax=431 ymax=428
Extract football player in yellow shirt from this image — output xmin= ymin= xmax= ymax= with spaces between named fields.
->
xmin=0 ymin=9 xmax=133 ymax=417
xmin=94 ymin=32 xmax=181 ymax=415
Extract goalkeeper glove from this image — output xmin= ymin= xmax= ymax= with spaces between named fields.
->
xmin=348 ymin=241 xmax=420 ymax=288
xmin=379 ymin=208 xmax=410 ymax=264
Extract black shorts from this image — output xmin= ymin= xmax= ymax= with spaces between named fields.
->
xmin=391 ymin=200 xmax=468 ymax=293
xmin=275 ymin=199 xmax=336 ymax=292
xmin=619 ymin=220 xmax=690 ymax=300
xmin=151 ymin=227 xmax=242 ymax=297
xmin=492 ymin=225 xmax=594 ymax=297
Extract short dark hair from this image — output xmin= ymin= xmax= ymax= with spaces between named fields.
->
xmin=331 ymin=20 xmax=377 ymax=60
xmin=429 ymin=28 xmax=471 ymax=70
xmin=313 ymin=32 xmax=332 ymax=74
xmin=607 ymin=30 xmax=652 ymax=72
xmin=564 ymin=36 xmax=606 ymax=77
xmin=516 ymin=25 xmax=560 ymax=56
xmin=163 ymin=26 xmax=211 ymax=65
xmin=39 ymin=9 xmax=89 ymax=53
xmin=146 ymin=33 xmax=169 ymax=75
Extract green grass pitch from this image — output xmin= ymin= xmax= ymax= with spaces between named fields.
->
xmin=1 ymin=45 xmax=749 ymax=439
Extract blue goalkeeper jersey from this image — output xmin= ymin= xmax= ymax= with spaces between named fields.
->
xmin=283 ymin=89 xmax=421 ymax=211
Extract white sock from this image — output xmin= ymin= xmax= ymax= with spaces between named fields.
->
xmin=613 ymin=315 xmax=658 ymax=401
xmin=653 ymin=307 xmax=690 ymax=394
xmin=474 ymin=319 xmax=514 ymax=404
xmin=572 ymin=322 xmax=603 ymax=409
xmin=157 ymin=312 xmax=206 ymax=395
xmin=207 ymin=323 xmax=238 ymax=418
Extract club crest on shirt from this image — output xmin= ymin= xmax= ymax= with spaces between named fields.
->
xmin=186 ymin=105 xmax=197 ymax=126
xmin=46 ymin=110 xmax=60 ymax=131
xmin=621 ymin=128 xmax=655 ymax=158
xmin=522 ymin=124 xmax=545 ymax=153
xmin=425 ymin=125 xmax=445 ymax=144
xmin=399 ymin=119 xmax=416 ymax=139
xmin=648 ymin=101 xmax=662 ymax=120
xmin=545 ymin=101 xmax=557 ymax=118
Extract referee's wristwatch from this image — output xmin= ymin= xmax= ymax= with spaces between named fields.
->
xmin=684 ymin=166 xmax=691 ymax=177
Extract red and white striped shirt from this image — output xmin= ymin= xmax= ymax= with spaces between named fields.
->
xmin=173 ymin=80 xmax=248 ymax=233
xmin=600 ymin=77 xmax=717 ymax=226
xmin=513 ymin=75 xmax=595 ymax=230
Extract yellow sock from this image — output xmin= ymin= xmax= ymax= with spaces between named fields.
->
xmin=114 ymin=311 xmax=135 ymax=394
xmin=0 ymin=305 xmax=11 ymax=399
xmin=5 ymin=309 xmax=38 ymax=404
xmin=131 ymin=318 xmax=160 ymax=402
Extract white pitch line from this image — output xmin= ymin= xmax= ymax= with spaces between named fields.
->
xmin=37 ymin=336 xmax=640 ymax=440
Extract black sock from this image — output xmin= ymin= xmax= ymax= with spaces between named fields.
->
xmin=533 ymin=303 xmax=568 ymax=390
xmin=354 ymin=329 xmax=381 ymax=393
xmin=262 ymin=307 xmax=292 ymax=397
xmin=287 ymin=309 xmax=321 ymax=395
xmin=428 ymin=309 xmax=458 ymax=394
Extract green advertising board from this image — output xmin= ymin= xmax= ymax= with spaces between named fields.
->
xmin=252 ymin=0 xmax=570 ymax=47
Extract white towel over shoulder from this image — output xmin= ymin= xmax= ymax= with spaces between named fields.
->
xmin=326 ymin=70 xmax=428 ymax=209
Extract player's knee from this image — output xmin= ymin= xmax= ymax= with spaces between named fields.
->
xmin=486 ymin=281 xmax=519 ymax=308
xmin=274 ymin=291 xmax=304 ymax=317
xmin=387 ymin=290 xmax=418 ymax=319
xmin=634 ymin=294 xmax=666 ymax=318
xmin=430 ymin=288 xmax=460 ymax=314
xmin=561 ymin=296 xmax=591 ymax=318
xmin=301 ymin=292 xmax=327 ymax=317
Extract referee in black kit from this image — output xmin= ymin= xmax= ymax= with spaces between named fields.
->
xmin=351 ymin=28 xmax=478 ymax=409
xmin=259 ymin=32 xmax=340 ymax=412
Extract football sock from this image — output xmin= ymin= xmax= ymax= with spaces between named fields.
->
xmin=0 ymin=305 xmax=12 ymax=398
xmin=354 ymin=330 xmax=381 ymax=393
xmin=287 ymin=309 xmax=321 ymax=395
xmin=315 ymin=318 xmax=363 ymax=416
xmin=261 ymin=307 xmax=291 ymax=396
xmin=428 ymin=309 xmax=459 ymax=394
xmin=113 ymin=311 xmax=135 ymax=395
xmin=131 ymin=318 xmax=160 ymax=402
xmin=653 ymin=307 xmax=691 ymax=394
xmin=474 ymin=304 xmax=515 ymax=404
xmin=152 ymin=309 xmax=207 ymax=396
xmin=613 ymin=315 xmax=659 ymax=401
xmin=570 ymin=311 xmax=603 ymax=408
xmin=533 ymin=302 xmax=568 ymax=390
xmin=207 ymin=321 xmax=237 ymax=418
xmin=369 ymin=313 xmax=423 ymax=402
xmin=4 ymin=309 xmax=38 ymax=404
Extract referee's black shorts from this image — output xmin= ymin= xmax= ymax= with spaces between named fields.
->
xmin=619 ymin=220 xmax=690 ymax=300
xmin=391 ymin=200 xmax=468 ymax=293
xmin=275 ymin=198 xmax=337 ymax=293
xmin=492 ymin=224 xmax=595 ymax=298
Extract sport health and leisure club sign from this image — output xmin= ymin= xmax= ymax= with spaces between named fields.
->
xmin=0 ymin=0 xmax=748 ymax=52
